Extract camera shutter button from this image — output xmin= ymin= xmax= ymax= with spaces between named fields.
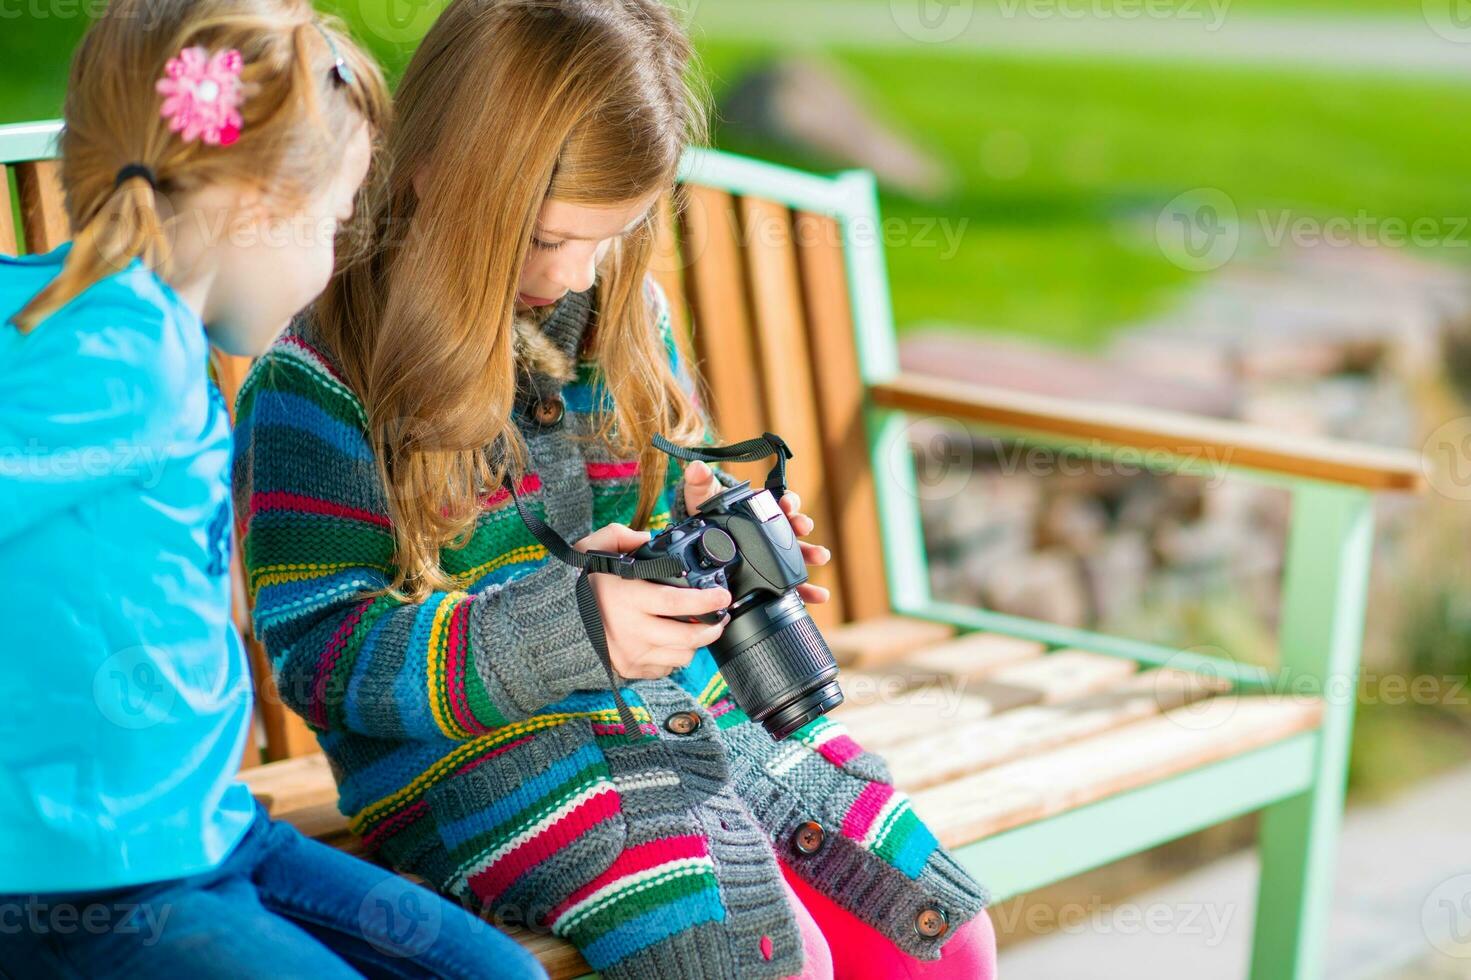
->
xmin=695 ymin=527 xmax=737 ymax=567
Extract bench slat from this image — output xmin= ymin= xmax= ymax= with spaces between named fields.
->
xmin=835 ymin=650 xmax=1138 ymax=749
xmin=889 ymin=631 xmax=1046 ymax=686
xmin=679 ymin=186 xmax=768 ymax=490
xmin=911 ymin=696 xmax=1324 ymax=848
xmin=886 ymin=667 xmax=1232 ymax=791
xmin=737 ymin=196 xmax=844 ymax=629
xmin=212 ymin=352 xmax=255 ymax=421
xmin=14 ymin=160 xmax=68 ymax=254
xmin=793 ymin=211 xmax=890 ymax=623
xmin=0 ymin=166 xmax=17 ymax=255
xmin=825 ymin=614 xmax=955 ymax=669
xmin=976 ymin=648 xmax=1139 ymax=705
xmin=243 ymin=630 xmax=321 ymax=762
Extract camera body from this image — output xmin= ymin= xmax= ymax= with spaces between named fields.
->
xmin=632 ymin=479 xmax=843 ymax=739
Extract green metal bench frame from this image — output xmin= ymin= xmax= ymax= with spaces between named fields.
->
xmin=4 ymin=118 xmax=1419 ymax=980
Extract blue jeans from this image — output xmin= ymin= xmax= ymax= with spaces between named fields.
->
xmin=0 ymin=802 xmax=546 ymax=979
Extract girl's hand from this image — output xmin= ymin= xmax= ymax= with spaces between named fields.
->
xmin=574 ymin=522 xmax=732 ymax=680
xmin=778 ymin=491 xmax=832 ymax=605
xmin=681 ymin=460 xmax=723 ymax=516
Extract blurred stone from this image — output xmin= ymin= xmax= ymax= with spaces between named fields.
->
xmin=718 ymin=58 xmax=953 ymax=199
xmin=982 ymin=549 xmax=1089 ymax=628
xmin=1038 ymin=492 xmax=1109 ymax=554
xmin=1082 ymin=530 xmax=1152 ymax=624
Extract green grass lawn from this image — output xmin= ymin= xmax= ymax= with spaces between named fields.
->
xmin=697 ymin=41 xmax=1471 ymax=346
xmin=6 ymin=6 xmax=1471 ymax=347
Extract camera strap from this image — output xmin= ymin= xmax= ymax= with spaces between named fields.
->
xmin=502 ymin=431 xmax=793 ymax=741
xmin=652 ymin=431 xmax=794 ymax=501
xmin=504 ymin=482 xmax=683 ymax=740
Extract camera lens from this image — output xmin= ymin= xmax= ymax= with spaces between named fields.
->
xmin=710 ymin=592 xmax=844 ymax=740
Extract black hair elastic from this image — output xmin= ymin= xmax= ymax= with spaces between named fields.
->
xmin=114 ymin=164 xmax=158 ymax=190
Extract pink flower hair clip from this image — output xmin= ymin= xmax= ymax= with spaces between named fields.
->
xmin=156 ymin=46 xmax=245 ymax=147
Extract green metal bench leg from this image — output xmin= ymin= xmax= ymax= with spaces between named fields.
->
xmin=1250 ymin=484 xmax=1375 ymax=980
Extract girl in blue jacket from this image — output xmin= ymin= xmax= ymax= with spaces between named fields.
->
xmin=0 ymin=2 xmax=542 ymax=977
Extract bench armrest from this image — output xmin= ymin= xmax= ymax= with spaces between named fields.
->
xmin=870 ymin=373 xmax=1424 ymax=493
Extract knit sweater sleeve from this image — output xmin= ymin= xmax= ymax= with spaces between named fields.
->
xmin=232 ymin=337 xmax=609 ymax=743
xmin=653 ymin=278 xmax=741 ymax=525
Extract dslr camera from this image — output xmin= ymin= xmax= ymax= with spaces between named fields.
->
xmin=632 ymin=477 xmax=843 ymax=740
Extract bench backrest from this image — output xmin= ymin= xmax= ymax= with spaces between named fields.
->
xmin=1 ymin=123 xmax=901 ymax=766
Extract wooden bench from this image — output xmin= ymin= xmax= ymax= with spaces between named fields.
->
xmin=2 ymin=119 xmax=1423 ymax=980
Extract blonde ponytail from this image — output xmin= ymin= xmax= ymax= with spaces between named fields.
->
xmin=5 ymin=0 xmax=389 ymax=334
xmin=10 ymin=172 xmax=168 ymax=333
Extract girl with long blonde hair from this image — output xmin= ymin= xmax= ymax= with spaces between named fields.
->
xmin=234 ymin=1 xmax=995 ymax=976
xmin=0 ymin=2 xmax=541 ymax=975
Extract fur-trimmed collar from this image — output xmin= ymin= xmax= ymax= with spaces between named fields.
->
xmin=513 ymin=287 xmax=595 ymax=403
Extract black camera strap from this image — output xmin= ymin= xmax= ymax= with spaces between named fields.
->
xmin=502 ymin=431 xmax=792 ymax=741
xmin=652 ymin=431 xmax=793 ymax=501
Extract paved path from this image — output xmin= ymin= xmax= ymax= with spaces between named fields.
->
xmin=691 ymin=2 xmax=1471 ymax=78
xmin=996 ymin=763 xmax=1471 ymax=978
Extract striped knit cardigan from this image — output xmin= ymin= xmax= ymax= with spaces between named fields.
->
xmin=232 ymin=280 xmax=986 ymax=979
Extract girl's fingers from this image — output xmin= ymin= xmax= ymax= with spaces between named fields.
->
xmin=780 ymin=491 xmax=801 ymax=514
xmin=645 ymin=647 xmax=700 ymax=670
xmin=637 ymin=610 xmax=727 ymax=650
xmin=797 ymin=583 xmax=830 ymax=604
xmin=800 ymin=542 xmax=830 ymax=566
xmin=790 ymin=512 xmax=815 ymax=537
xmin=629 ymin=580 xmax=731 ymax=618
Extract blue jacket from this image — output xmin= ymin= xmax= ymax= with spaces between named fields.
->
xmin=0 ymin=245 xmax=255 ymax=892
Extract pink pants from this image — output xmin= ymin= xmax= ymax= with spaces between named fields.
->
xmin=776 ymin=861 xmax=997 ymax=979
